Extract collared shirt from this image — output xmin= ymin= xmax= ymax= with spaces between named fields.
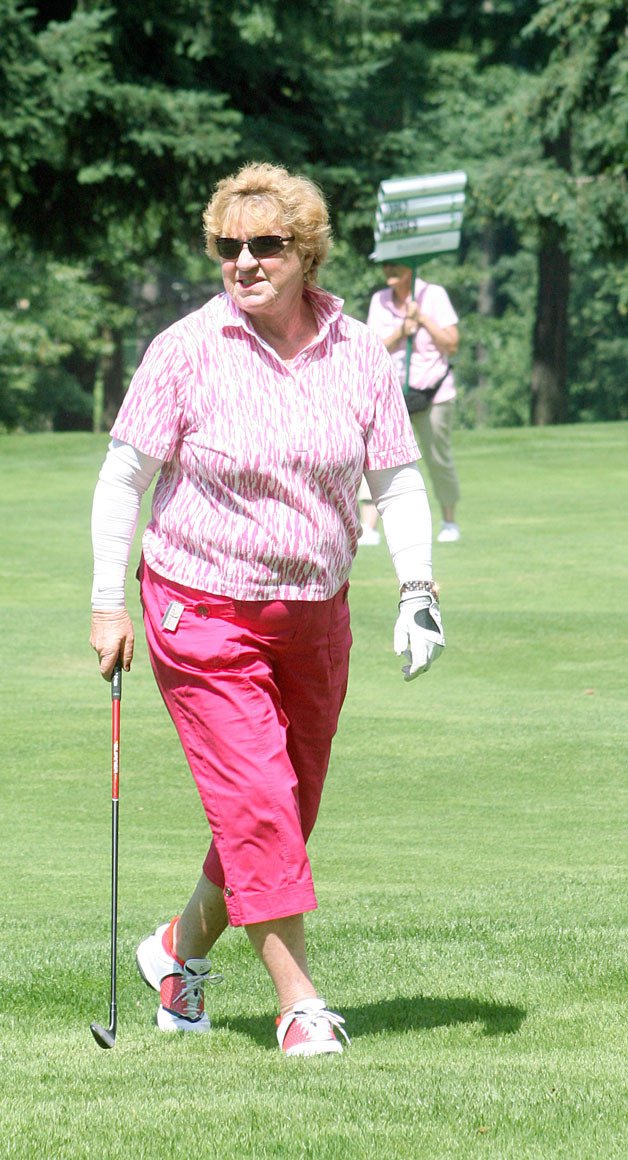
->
xmin=111 ymin=287 xmax=419 ymax=600
xmin=367 ymin=279 xmax=458 ymax=404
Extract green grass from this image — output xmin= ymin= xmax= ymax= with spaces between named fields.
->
xmin=0 ymin=424 xmax=626 ymax=1159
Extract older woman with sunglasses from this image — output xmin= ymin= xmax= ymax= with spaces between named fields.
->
xmin=89 ymin=161 xmax=444 ymax=1057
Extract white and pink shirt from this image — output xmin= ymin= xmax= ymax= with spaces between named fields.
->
xmin=367 ymin=279 xmax=458 ymax=404
xmin=111 ymin=287 xmax=419 ymax=601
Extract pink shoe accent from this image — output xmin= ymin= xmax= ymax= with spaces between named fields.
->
xmin=161 ymin=915 xmax=185 ymax=967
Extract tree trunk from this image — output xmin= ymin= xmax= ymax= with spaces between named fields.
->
xmin=475 ymin=225 xmax=498 ymax=425
xmin=102 ymin=329 xmax=126 ymax=428
xmin=531 ymin=126 xmax=571 ymax=426
xmin=530 ymin=219 xmax=570 ymax=425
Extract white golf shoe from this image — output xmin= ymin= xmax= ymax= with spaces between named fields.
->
xmin=437 ymin=522 xmax=461 ymax=543
xmin=276 ymin=998 xmax=350 ymax=1057
xmin=358 ymin=525 xmax=381 ymax=546
xmin=136 ymin=919 xmax=222 ymax=1032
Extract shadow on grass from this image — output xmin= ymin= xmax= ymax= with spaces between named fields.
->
xmin=221 ymin=994 xmax=526 ymax=1050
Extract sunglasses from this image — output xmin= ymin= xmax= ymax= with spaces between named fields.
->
xmin=215 ymin=235 xmax=295 ymax=260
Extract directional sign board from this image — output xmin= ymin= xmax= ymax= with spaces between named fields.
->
xmin=370 ymin=170 xmax=467 ymax=264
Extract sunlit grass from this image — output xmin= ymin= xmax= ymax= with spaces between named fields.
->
xmin=0 ymin=425 xmax=626 ymax=1158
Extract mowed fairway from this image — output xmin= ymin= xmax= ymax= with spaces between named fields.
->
xmin=0 ymin=424 xmax=626 ymax=1159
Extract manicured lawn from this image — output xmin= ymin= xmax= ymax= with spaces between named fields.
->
xmin=0 ymin=424 xmax=626 ymax=1158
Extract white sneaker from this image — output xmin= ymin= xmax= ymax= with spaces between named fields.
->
xmin=276 ymin=997 xmax=350 ymax=1057
xmin=437 ymin=522 xmax=461 ymax=543
xmin=359 ymin=525 xmax=380 ymax=546
xmin=156 ymin=960 xmax=217 ymax=1032
xmin=136 ymin=921 xmax=180 ymax=991
xmin=136 ymin=919 xmax=222 ymax=1032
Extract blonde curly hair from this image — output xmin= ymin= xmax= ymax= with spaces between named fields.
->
xmin=203 ymin=161 xmax=332 ymax=286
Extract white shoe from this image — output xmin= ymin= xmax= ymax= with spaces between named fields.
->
xmin=359 ymin=525 xmax=380 ymax=546
xmin=156 ymin=960 xmax=217 ymax=1032
xmin=276 ymin=998 xmax=350 ymax=1057
xmin=437 ymin=522 xmax=461 ymax=543
xmin=136 ymin=919 xmax=222 ymax=1032
xmin=136 ymin=921 xmax=180 ymax=991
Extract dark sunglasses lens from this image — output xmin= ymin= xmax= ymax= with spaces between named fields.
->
xmin=216 ymin=238 xmax=242 ymax=259
xmin=249 ymin=236 xmax=284 ymax=257
xmin=215 ymin=236 xmax=289 ymax=259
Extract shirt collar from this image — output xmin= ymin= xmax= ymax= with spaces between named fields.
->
xmin=215 ymin=286 xmax=347 ymax=350
xmin=383 ymin=280 xmax=426 ymax=315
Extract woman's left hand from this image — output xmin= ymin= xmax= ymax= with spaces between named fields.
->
xmin=90 ymin=609 xmax=135 ymax=680
xmin=393 ymin=595 xmax=445 ymax=680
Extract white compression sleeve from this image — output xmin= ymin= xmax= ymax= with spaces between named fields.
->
xmin=91 ymin=439 xmax=163 ymax=610
xmin=364 ymin=463 xmax=433 ymax=584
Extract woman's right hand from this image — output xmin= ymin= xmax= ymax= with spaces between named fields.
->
xmin=90 ymin=609 xmax=135 ymax=680
xmin=401 ymin=302 xmax=420 ymax=338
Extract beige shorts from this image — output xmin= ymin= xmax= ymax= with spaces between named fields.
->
xmin=358 ymin=477 xmax=372 ymax=502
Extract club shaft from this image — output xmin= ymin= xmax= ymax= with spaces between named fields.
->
xmin=108 ymin=794 xmax=119 ymax=1029
xmin=107 ymin=663 xmax=121 ymax=1031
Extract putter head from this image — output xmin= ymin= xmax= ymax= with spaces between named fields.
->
xmin=90 ymin=1020 xmax=116 ymax=1049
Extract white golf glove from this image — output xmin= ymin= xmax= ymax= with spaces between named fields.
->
xmin=393 ymin=593 xmax=445 ymax=680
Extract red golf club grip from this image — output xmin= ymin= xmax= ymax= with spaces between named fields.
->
xmin=111 ymin=662 xmax=121 ymax=801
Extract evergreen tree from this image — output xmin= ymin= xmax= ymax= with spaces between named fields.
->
xmin=0 ymin=0 xmax=625 ymax=429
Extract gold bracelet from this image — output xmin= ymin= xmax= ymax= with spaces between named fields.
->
xmin=399 ymin=579 xmax=440 ymax=601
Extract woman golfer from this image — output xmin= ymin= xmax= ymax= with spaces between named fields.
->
xmin=90 ymin=161 xmax=444 ymax=1057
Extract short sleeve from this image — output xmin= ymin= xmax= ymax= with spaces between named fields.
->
xmin=362 ymin=338 xmax=419 ymax=471
xmin=423 ymin=284 xmax=458 ymax=328
xmin=111 ymin=331 xmax=189 ymax=460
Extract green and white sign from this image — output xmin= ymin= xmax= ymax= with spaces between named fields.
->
xmin=370 ymin=170 xmax=467 ymax=264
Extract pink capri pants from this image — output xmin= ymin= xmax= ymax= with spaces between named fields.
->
xmin=139 ymin=560 xmax=352 ymax=927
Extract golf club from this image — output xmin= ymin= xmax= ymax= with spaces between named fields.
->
xmin=90 ymin=660 xmax=122 ymax=1049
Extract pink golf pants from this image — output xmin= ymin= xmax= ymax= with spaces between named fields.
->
xmin=139 ymin=560 xmax=352 ymax=926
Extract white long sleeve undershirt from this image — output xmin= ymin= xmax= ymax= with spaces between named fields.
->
xmin=364 ymin=463 xmax=432 ymax=583
xmin=91 ymin=441 xmax=432 ymax=610
xmin=91 ymin=440 xmax=163 ymax=609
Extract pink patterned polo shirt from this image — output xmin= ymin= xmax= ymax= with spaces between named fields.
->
xmin=111 ymin=287 xmax=419 ymax=600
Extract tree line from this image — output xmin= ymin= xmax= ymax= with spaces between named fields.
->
xmin=1 ymin=0 xmax=626 ymax=432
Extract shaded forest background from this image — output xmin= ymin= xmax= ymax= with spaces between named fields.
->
xmin=0 ymin=0 xmax=626 ymax=433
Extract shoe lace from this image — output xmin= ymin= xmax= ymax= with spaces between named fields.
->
xmin=179 ymin=965 xmax=223 ymax=1019
xmin=294 ymin=1005 xmax=351 ymax=1046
